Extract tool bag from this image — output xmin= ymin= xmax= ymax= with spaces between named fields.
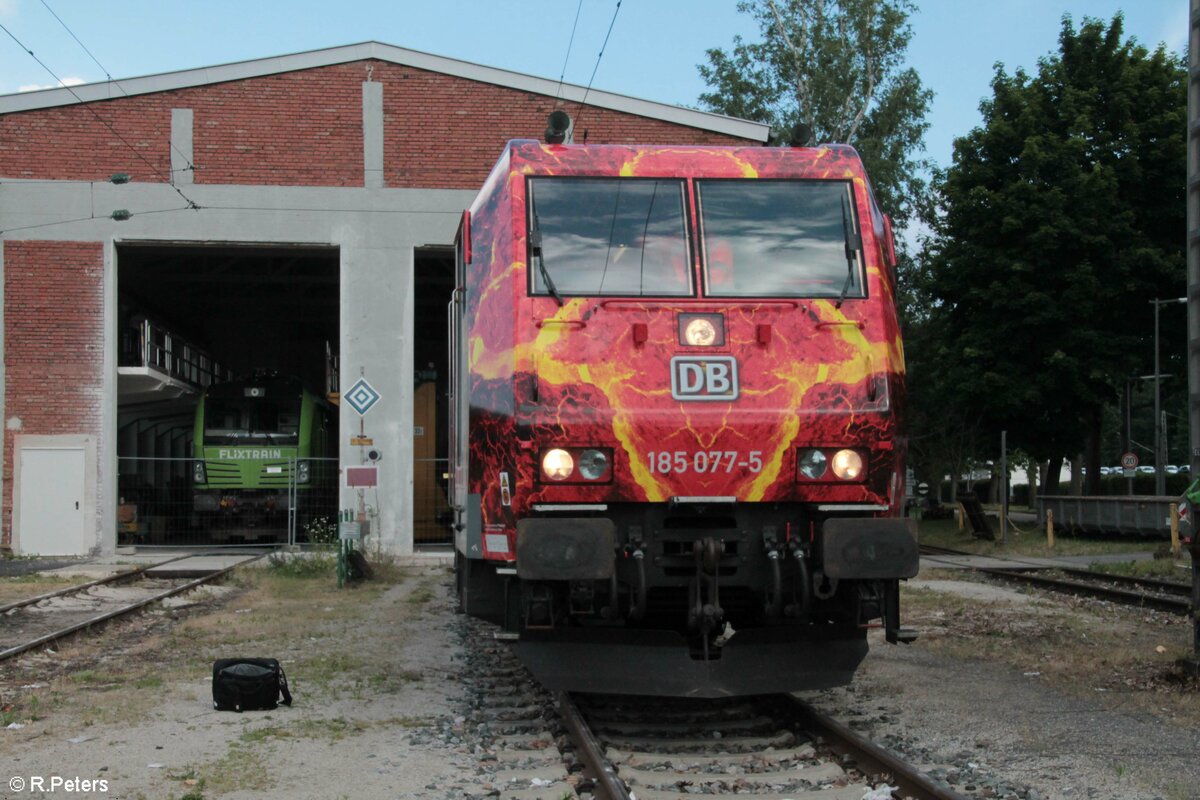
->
xmin=212 ymin=658 xmax=292 ymax=712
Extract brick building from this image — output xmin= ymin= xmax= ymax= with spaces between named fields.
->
xmin=0 ymin=42 xmax=767 ymax=556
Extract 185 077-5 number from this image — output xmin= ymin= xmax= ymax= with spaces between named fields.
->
xmin=647 ymin=450 xmax=763 ymax=474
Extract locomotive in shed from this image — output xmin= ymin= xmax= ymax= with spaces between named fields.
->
xmin=448 ymin=133 xmax=919 ymax=697
xmin=192 ymin=372 xmax=335 ymax=539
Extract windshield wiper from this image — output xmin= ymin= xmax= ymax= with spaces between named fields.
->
xmin=836 ymin=193 xmax=863 ymax=309
xmin=530 ymin=208 xmax=564 ymax=307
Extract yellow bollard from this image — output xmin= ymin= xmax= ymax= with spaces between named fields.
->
xmin=1171 ymin=502 xmax=1181 ymax=560
xmin=957 ymin=505 xmax=964 ymax=533
xmin=1046 ymin=510 xmax=1055 ymax=549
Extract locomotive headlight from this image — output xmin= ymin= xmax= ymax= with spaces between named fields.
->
xmin=193 ymin=461 xmax=207 ymax=484
xmin=684 ymin=317 xmax=717 ymax=346
xmin=296 ymin=460 xmax=311 ymax=485
xmin=798 ymin=449 xmax=827 ymax=479
xmin=831 ymin=449 xmax=863 ymax=480
xmin=577 ymin=449 xmax=609 ymax=480
xmin=542 ymin=448 xmax=575 ymax=481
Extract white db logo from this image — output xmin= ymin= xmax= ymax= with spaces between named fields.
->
xmin=670 ymin=356 xmax=739 ymax=402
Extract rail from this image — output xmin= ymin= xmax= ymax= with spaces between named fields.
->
xmin=785 ymin=695 xmax=969 ymax=800
xmin=559 ymin=691 xmax=970 ymax=800
xmin=919 ymin=545 xmax=1191 ymax=614
xmin=0 ymin=555 xmax=264 ymax=662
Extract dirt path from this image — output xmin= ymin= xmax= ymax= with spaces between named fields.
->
xmin=2 ymin=557 xmax=1198 ymax=799
xmin=809 ymin=572 xmax=1200 ymax=800
xmin=1 ymin=559 xmax=468 ymax=800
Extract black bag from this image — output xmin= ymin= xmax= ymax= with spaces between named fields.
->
xmin=212 ymin=658 xmax=292 ymax=712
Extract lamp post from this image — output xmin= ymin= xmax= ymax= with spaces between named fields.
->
xmin=1152 ymin=297 xmax=1186 ymax=495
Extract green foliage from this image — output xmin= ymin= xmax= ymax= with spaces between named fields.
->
xmin=917 ymin=15 xmax=1186 ymax=479
xmin=697 ymin=0 xmax=933 ymax=229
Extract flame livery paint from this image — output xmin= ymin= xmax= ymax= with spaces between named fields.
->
xmin=450 ymin=141 xmax=919 ymax=698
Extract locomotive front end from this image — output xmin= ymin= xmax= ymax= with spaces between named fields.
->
xmin=451 ymin=142 xmax=918 ymax=697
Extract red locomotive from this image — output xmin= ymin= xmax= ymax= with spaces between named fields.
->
xmin=448 ymin=129 xmax=918 ymax=697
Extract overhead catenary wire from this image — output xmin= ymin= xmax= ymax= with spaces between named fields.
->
xmin=35 ymin=0 xmax=197 ymax=174
xmin=0 ymin=21 xmax=201 ymax=210
xmin=38 ymin=0 xmax=112 ymax=83
xmin=573 ymin=0 xmax=623 ymax=142
xmin=554 ymin=0 xmax=586 ymax=104
xmin=0 ymin=201 xmax=460 ymax=237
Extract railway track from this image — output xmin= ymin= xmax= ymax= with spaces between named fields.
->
xmin=0 ymin=555 xmax=261 ymax=662
xmin=454 ymin=621 xmax=966 ymax=800
xmin=918 ymin=544 xmax=1192 ymax=615
xmin=563 ymin=692 xmax=966 ymax=800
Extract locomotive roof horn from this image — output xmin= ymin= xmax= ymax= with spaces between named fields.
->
xmin=789 ymin=122 xmax=814 ymax=147
xmin=545 ymin=110 xmax=572 ymax=144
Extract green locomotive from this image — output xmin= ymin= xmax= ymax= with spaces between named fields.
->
xmin=192 ymin=372 xmax=335 ymax=539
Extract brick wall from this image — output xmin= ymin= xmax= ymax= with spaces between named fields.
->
xmin=2 ymin=241 xmax=104 ymax=546
xmin=373 ymin=62 xmax=754 ymax=189
xmin=0 ymin=60 xmax=755 ymax=188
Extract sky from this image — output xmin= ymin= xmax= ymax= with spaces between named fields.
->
xmin=0 ymin=0 xmax=1188 ymax=170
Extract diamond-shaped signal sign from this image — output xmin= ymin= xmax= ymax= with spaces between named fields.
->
xmin=345 ymin=378 xmax=381 ymax=416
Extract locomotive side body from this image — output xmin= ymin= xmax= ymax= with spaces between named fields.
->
xmin=450 ymin=141 xmax=918 ymax=697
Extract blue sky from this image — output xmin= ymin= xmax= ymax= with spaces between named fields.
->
xmin=0 ymin=0 xmax=1186 ymax=169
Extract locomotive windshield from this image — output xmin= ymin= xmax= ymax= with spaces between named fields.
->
xmin=204 ymin=396 xmax=301 ymax=445
xmin=528 ymin=178 xmax=691 ymax=297
xmin=698 ymin=180 xmax=864 ymax=299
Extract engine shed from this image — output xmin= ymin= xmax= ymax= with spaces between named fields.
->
xmin=0 ymin=41 xmax=767 ymax=556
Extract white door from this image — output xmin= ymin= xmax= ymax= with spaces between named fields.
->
xmin=18 ymin=447 xmax=86 ymax=555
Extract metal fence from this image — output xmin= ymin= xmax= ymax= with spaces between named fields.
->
xmin=1036 ymin=494 xmax=1177 ymax=537
xmin=118 ymin=456 xmax=340 ymax=547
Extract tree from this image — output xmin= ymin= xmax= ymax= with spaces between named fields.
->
xmin=697 ymin=0 xmax=932 ymax=229
xmin=922 ymin=15 xmax=1186 ymax=493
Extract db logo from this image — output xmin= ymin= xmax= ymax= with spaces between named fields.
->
xmin=670 ymin=356 xmax=739 ymax=402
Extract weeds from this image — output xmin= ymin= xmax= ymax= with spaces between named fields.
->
xmin=1089 ymin=557 xmax=1191 ymax=580
xmin=406 ymin=583 xmax=435 ymax=606
xmin=266 ymin=552 xmax=337 ymax=578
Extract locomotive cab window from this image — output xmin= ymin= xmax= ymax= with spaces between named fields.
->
xmin=698 ymin=180 xmax=865 ymax=299
xmin=204 ymin=397 xmax=301 ymax=445
xmin=527 ymin=177 xmax=692 ymax=297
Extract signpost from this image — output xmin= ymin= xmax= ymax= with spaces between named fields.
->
xmin=1120 ymin=451 xmax=1138 ymax=480
xmin=341 ymin=376 xmax=382 ymax=559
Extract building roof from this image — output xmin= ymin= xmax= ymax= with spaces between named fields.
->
xmin=0 ymin=41 xmax=770 ymax=142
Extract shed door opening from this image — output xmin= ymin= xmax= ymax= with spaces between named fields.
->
xmin=116 ymin=243 xmax=340 ymax=547
xmin=414 ymin=246 xmax=454 ymax=546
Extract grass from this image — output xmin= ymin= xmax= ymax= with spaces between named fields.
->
xmin=918 ymin=513 xmax=1197 ymax=581
xmin=0 ymin=573 xmax=79 ymax=604
xmin=405 ymin=581 xmax=436 ymax=606
xmin=197 ymin=746 xmax=273 ymax=795
xmin=1088 ymin=552 xmax=1194 ymax=580
xmin=264 ymin=551 xmax=338 ymax=579
xmin=901 ymin=568 xmax=1200 ymax=723
xmin=1 ymin=554 xmax=443 ymax=800
xmin=3 ymin=554 xmax=412 ymax=736
xmin=916 ymin=516 xmax=1161 ymax=558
